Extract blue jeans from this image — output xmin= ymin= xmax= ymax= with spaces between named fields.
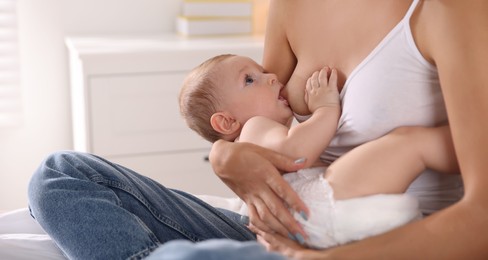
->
xmin=147 ymin=239 xmax=285 ymax=260
xmin=28 ymin=151 xmax=272 ymax=260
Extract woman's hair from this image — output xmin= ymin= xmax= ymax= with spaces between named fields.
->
xmin=179 ymin=54 xmax=235 ymax=143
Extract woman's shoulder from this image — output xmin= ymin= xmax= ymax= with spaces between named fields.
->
xmin=415 ymin=0 xmax=486 ymax=31
xmin=411 ymin=0 xmax=487 ymax=63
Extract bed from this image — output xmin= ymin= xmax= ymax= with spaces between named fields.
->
xmin=0 ymin=195 xmax=245 ymax=259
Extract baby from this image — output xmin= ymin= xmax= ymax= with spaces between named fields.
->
xmin=179 ymin=54 xmax=459 ymax=248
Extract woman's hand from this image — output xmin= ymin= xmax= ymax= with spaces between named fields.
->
xmin=209 ymin=139 xmax=309 ymax=239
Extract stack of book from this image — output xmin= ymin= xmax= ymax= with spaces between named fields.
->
xmin=176 ymin=0 xmax=253 ymax=36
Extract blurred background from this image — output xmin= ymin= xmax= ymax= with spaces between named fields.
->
xmin=0 ymin=0 xmax=269 ymax=211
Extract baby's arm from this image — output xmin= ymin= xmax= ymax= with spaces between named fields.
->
xmin=325 ymin=125 xmax=459 ymax=199
xmin=239 ymin=68 xmax=341 ymax=168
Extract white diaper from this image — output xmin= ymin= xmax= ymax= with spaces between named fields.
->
xmin=284 ymin=167 xmax=422 ymax=249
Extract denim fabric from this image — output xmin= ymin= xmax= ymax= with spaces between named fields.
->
xmin=28 ymin=151 xmax=256 ymax=260
xmin=146 ymin=239 xmax=286 ymax=260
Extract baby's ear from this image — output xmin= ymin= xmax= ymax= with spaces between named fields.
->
xmin=210 ymin=112 xmax=241 ymax=136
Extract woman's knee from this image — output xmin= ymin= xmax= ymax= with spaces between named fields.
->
xmin=28 ymin=151 xmax=91 ymax=204
xmin=30 ymin=151 xmax=88 ymax=180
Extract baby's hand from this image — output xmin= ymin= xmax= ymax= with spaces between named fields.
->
xmin=304 ymin=67 xmax=340 ymax=113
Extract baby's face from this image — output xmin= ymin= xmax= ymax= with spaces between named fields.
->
xmin=216 ymin=56 xmax=293 ymax=126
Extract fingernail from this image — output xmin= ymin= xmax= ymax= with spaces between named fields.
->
xmin=294 ymin=157 xmax=306 ymax=164
xmin=288 ymin=233 xmax=297 ymax=241
xmin=299 ymin=211 xmax=309 ymax=221
xmin=295 ymin=233 xmax=306 ymax=245
xmin=240 ymin=215 xmax=249 ymax=225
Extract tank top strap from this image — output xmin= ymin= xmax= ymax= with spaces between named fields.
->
xmin=404 ymin=0 xmax=420 ymax=21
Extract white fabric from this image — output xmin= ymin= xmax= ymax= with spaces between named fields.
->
xmin=0 ymin=234 xmax=65 ymax=260
xmin=0 ymin=208 xmax=46 ymax=235
xmin=0 ymin=208 xmax=65 ymax=260
xmin=195 ymin=195 xmax=244 ymax=213
xmin=295 ymin=0 xmax=463 ymax=214
xmin=283 ymin=168 xmax=421 ymax=249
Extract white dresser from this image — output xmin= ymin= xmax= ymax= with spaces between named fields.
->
xmin=66 ymin=34 xmax=264 ymax=197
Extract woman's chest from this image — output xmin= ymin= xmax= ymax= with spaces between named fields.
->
xmin=332 ymin=56 xmax=447 ymax=147
xmin=285 ymin=0 xmax=412 ymax=90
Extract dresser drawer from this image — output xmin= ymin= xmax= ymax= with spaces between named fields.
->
xmin=89 ymin=72 xmax=211 ymax=157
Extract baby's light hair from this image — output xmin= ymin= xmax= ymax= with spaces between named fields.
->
xmin=179 ymin=54 xmax=236 ymax=143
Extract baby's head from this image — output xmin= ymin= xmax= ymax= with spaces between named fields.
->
xmin=179 ymin=54 xmax=293 ymax=143
xmin=179 ymin=54 xmax=233 ymax=143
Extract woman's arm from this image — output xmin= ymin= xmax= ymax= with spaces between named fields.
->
xmin=265 ymin=0 xmax=488 ymax=258
xmin=262 ymin=0 xmax=296 ymax=84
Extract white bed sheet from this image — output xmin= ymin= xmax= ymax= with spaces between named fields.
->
xmin=0 ymin=196 xmax=244 ymax=259
xmin=0 ymin=208 xmax=65 ymax=260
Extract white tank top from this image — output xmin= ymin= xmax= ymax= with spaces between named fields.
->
xmin=296 ymin=0 xmax=463 ymax=214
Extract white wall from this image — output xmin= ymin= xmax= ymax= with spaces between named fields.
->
xmin=0 ymin=0 xmax=181 ymax=210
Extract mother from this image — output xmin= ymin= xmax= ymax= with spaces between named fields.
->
xmin=27 ymin=0 xmax=488 ymax=259
xmin=210 ymin=0 xmax=488 ymax=258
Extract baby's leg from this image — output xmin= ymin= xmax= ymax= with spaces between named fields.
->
xmin=325 ymin=126 xmax=458 ymax=200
